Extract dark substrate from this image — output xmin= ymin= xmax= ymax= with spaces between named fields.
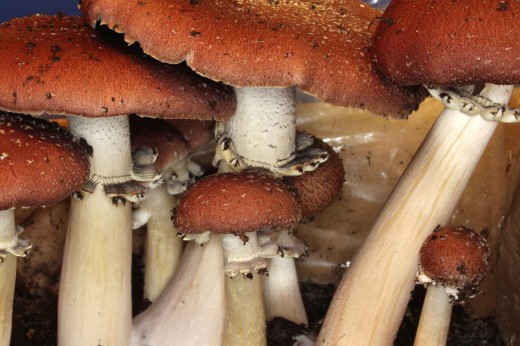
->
xmin=11 ymin=255 xmax=505 ymax=345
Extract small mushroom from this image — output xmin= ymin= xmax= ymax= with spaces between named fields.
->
xmin=131 ymin=171 xmax=301 ymax=346
xmin=0 ymin=112 xmax=89 ymax=345
xmin=414 ymin=226 xmax=490 ymax=345
xmin=174 ymin=171 xmax=301 ymax=345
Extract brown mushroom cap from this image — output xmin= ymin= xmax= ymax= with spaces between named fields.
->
xmin=130 ymin=116 xmax=191 ymax=172
xmin=284 ymin=136 xmax=344 ymax=222
xmin=167 ymin=119 xmax=214 ymax=150
xmin=419 ymin=225 xmax=490 ymax=290
xmin=0 ymin=14 xmax=236 ymax=121
xmin=174 ymin=171 xmax=301 ymax=235
xmin=0 ymin=112 xmax=90 ymax=210
xmin=374 ymin=0 xmax=520 ymax=86
xmin=80 ymin=0 xmax=424 ymax=117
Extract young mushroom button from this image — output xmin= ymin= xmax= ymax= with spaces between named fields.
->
xmin=414 ymin=225 xmax=490 ymax=346
xmin=417 ymin=225 xmax=490 ymax=302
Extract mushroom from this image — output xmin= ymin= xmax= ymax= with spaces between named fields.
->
xmin=318 ymin=2 xmax=520 ymax=344
xmin=262 ymin=136 xmax=345 ymax=326
xmin=0 ymin=14 xmax=235 ymax=346
xmin=0 ymin=111 xmax=89 ymax=345
xmin=172 ymin=171 xmax=302 ymax=345
xmin=415 ymin=225 xmax=490 ymax=345
xmin=79 ymin=1 xmax=424 ymax=340
xmin=130 ymin=116 xmax=214 ymax=301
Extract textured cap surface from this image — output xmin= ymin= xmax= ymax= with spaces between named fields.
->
xmin=175 ymin=171 xmax=301 ymax=234
xmin=419 ymin=225 xmax=490 ymax=289
xmin=374 ymin=0 xmax=520 ymax=86
xmin=81 ymin=0 xmax=424 ymax=117
xmin=284 ymin=136 xmax=344 ymax=222
xmin=0 ymin=112 xmax=90 ymax=209
xmin=0 ymin=14 xmax=236 ymax=120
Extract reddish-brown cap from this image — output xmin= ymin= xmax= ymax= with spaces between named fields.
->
xmin=175 ymin=171 xmax=301 ymax=234
xmin=80 ymin=0 xmax=424 ymax=117
xmin=419 ymin=226 xmax=490 ymax=290
xmin=284 ymin=136 xmax=344 ymax=222
xmin=374 ymin=0 xmax=520 ymax=86
xmin=167 ymin=119 xmax=214 ymax=150
xmin=0 ymin=112 xmax=90 ymax=210
xmin=130 ymin=116 xmax=191 ymax=172
xmin=0 ymin=14 xmax=235 ymax=120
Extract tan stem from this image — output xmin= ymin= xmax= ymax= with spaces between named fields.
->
xmin=224 ymin=274 xmax=266 ymax=346
xmin=317 ymin=84 xmax=513 ymax=345
xmin=59 ymin=115 xmax=132 ymax=346
xmin=142 ymin=186 xmax=183 ymax=302
xmin=0 ymin=255 xmax=15 ymax=346
xmin=132 ymin=237 xmax=225 ymax=346
xmin=222 ymin=232 xmax=266 ymax=346
xmin=0 ymin=209 xmax=16 ymax=346
xmin=263 ymin=256 xmax=308 ymax=326
xmin=414 ymin=286 xmax=452 ymax=346
xmin=59 ymin=190 xmax=132 ymax=346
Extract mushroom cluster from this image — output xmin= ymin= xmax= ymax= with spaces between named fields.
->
xmin=7 ymin=0 xmax=515 ymax=344
xmin=0 ymin=14 xmax=235 ymax=346
xmin=73 ymin=0 xmax=427 ymax=344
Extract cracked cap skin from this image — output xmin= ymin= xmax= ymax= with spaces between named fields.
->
xmin=0 ymin=14 xmax=236 ymax=121
xmin=80 ymin=0 xmax=425 ymax=117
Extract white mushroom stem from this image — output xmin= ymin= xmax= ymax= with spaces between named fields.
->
xmin=223 ymin=86 xmax=307 ymax=327
xmin=59 ymin=115 xmax=132 ymax=346
xmin=138 ymin=186 xmax=183 ymax=302
xmin=414 ymin=285 xmax=452 ymax=346
xmin=0 ymin=209 xmax=16 ymax=346
xmin=263 ymin=256 xmax=308 ymax=326
xmin=132 ymin=236 xmax=225 ymax=346
xmin=317 ymin=84 xmax=513 ymax=345
xmin=226 ymin=87 xmax=296 ymax=164
xmin=0 ymin=210 xmax=16 ymax=256
xmin=262 ymin=230 xmax=308 ymax=326
xmin=221 ymin=231 xmax=267 ymax=346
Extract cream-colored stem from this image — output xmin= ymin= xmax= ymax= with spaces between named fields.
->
xmin=132 ymin=237 xmax=225 ymax=346
xmin=0 ymin=209 xmax=16 ymax=346
xmin=222 ymin=232 xmax=266 ymax=346
xmin=263 ymin=255 xmax=308 ymax=326
xmin=141 ymin=186 xmax=183 ymax=302
xmin=59 ymin=115 xmax=132 ymax=346
xmin=221 ymin=87 xmax=299 ymax=345
xmin=226 ymin=87 xmax=296 ymax=164
xmin=317 ymin=84 xmax=513 ymax=345
xmin=414 ymin=286 xmax=452 ymax=346
xmin=0 ymin=210 xmax=16 ymax=249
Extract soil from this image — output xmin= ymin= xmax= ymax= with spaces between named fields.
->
xmin=11 ymin=255 xmax=505 ymax=346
